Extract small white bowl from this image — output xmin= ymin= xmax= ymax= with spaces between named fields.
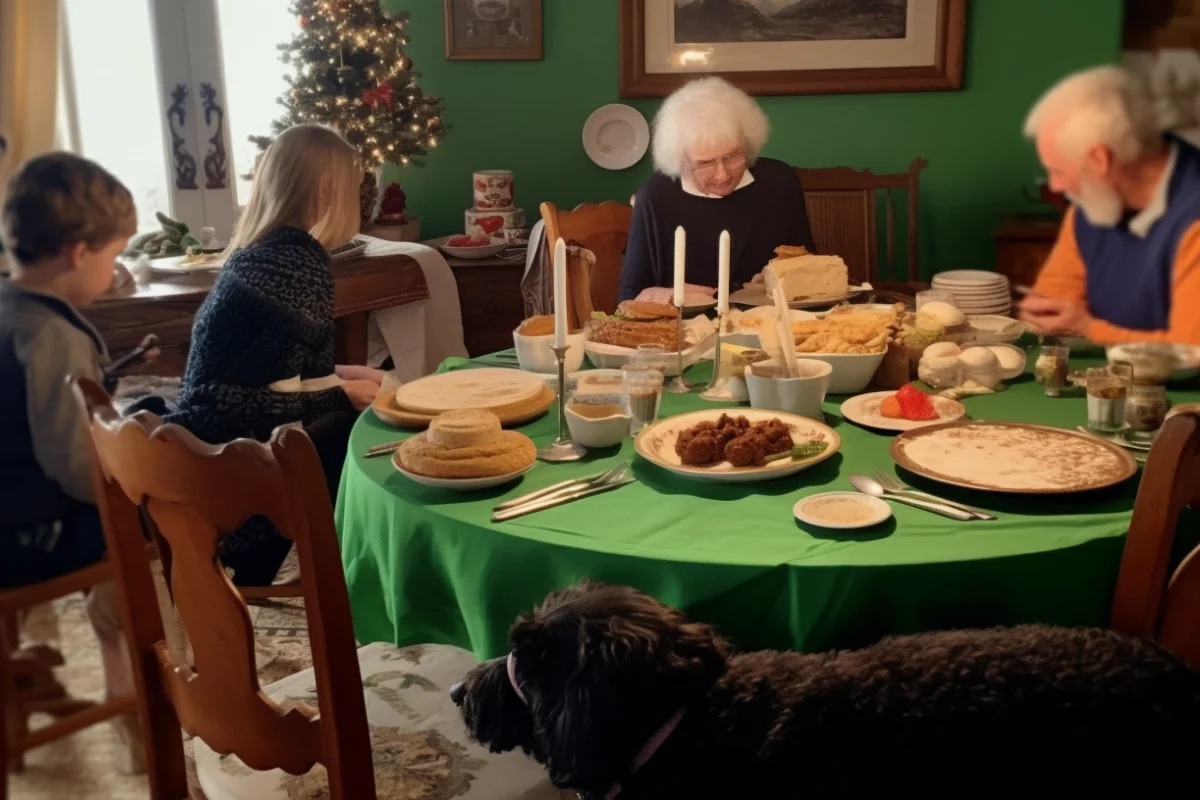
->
xmin=514 ymin=329 xmax=586 ymax=374
xmin=794 ymin=492 xmax=892 ymax=530
xmin=985 ymin=344 xmax=1027 ymax=380
xmin=744 ymin=358 xmax=832 ymax=419
xmin=796 ymin=350 xmax=887 ymax=395
xmin=565 ymin=393 xmax=630 ymax=448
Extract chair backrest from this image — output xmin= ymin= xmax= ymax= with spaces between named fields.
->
xmin=1111 ymin=410 xmax=1200 ymax=666
xmin=795 ymin=157 xmax=927 ymax=285
xmin=540 ymin=200 xmax=633 ymax=322
xmin=70 ymin=377 xmax=374 ymax=799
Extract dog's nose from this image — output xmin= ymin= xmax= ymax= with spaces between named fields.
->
xmin=450 ymin=681 xmax=466 ymax=706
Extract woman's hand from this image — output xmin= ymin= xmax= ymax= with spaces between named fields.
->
xmin=336 ymin=364 xmax=387 ymax=383
xmin=343 ymin=379 xmax=382 ymax=411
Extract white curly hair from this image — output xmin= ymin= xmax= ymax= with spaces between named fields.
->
xmin=1023 ymin=65 xmax=1161 ymax=164
xmin=651 ymin=77 xmax=770 ymax=178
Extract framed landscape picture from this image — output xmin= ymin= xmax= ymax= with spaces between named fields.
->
xmin=444 ymin=0 xmax=543 ymax=60
xmin=619 ymin=0 xmax=966 ymax=97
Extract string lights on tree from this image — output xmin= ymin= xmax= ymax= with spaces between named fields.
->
xmin=248 ymin=0 xmax=446 ymax=170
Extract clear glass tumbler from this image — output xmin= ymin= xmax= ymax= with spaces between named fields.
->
xmin=621 ymin=363 xmax=664 ymax=435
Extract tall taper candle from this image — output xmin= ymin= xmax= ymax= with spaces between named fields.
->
xmin=717 ymin=230 xmax=731 ymax=316
xmin=673 ymin=226 xmax=686 ymax=308
xmin=553 ymin=237 xmax=568 ymax=349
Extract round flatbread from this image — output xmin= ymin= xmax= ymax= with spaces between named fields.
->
xmin=398 ymin=429 xmax=536 ymax=479
xmin=395 ymin=368 xmax=544 ymax=415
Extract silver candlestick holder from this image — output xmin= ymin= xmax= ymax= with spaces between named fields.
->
xmin=537 ymin=345 xmax=587 ymax=462
xmin=665 ymin=305 xmax=691 ymax=394
xmin=700 ymin=311 xmax=730 ymax=401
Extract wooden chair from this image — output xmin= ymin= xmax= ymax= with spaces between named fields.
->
xmin=795 ymin=158 xmax=929 ymax=296
xmin=0 ymin=563 xmax=137 ymax=796
xmin=540 ymin=200 xmax=633 ymax=326
xmin=70 ymin=377 xmax=561 ymax=800
xmin=1110 ymin=410 xmax=1200 ymax=666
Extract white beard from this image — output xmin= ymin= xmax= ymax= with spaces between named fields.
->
xmin=1071 ymin=180 xmax=1124 ymax=228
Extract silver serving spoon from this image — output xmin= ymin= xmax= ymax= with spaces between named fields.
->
xmin=848 ymin=474 xmax=974 ymax=521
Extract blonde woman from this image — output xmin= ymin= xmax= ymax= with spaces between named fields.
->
xmin=167 ymin=124 xmax=380 ymax=585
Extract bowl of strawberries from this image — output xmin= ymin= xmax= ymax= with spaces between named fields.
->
xmin=439 ymin=233 xmax=508 ymax=260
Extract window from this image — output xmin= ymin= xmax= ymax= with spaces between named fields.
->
xmin=58 ymin=0 xmax=298 ymax=237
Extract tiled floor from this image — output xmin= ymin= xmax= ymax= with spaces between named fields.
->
xmin=8 ymin=587 xmax=312 ymax=799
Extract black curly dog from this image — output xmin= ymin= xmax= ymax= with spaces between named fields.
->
xmin=453 ymin=581 xmax=1200 ymax=797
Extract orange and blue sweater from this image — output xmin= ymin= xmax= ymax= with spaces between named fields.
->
xmin=1033 ymin=136 xmax=1200 ymax=344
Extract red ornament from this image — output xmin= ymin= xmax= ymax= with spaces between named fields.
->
xmin=362 ymin=82 xmax=394 ymax=111
xmin=376 ymin=182 xmax=407 ymax=223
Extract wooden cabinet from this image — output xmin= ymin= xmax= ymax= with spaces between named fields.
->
xmin=446 ymin=258 xmax=526 ymax=357
xmin=993 ymin=214 xmax=1060 ymax=289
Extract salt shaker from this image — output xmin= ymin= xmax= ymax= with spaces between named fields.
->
xmin=132 ymin=254 xmax=154 ymax=287
xmin=199 ymin=226 xmax=217 ymax=250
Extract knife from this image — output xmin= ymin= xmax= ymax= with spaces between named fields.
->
xmin=493 ymin=468 xmax=615 ymax=512
xmin=491 ymin=479 xmax=635 ymax=523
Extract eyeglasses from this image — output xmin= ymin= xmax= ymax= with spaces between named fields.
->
xmin=688 ymin=150 xmax=747 ymax=181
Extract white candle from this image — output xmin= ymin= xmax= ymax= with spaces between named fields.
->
xmin=673 ymin=226 xmax=686 ymax=308
xmin=553 ymin=237 xmax=568 ymax=349
xmin=717 ymin=230 xmax=731 ymax=316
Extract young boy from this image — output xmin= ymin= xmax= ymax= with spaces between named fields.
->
xmin=0 ymin=152 xmax=143 ymax=771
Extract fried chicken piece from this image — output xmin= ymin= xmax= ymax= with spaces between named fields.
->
xmin=677 ymin=430 xmax=723 ymax=466
xmin=725 ymin=432 xmax=767 ymax=467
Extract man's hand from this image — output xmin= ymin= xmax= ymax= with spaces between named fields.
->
xmin=1017 ymin=294 xmax=1094 ymax=337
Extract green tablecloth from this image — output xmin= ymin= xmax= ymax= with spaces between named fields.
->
xmin=336 ymin=351 xmax=1200 ymax=660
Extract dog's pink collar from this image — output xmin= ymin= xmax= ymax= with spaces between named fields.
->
xmin=506 ymin=652 xmax=686 ymax=800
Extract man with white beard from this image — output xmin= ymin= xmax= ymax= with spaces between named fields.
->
xmin=1018 ymin=65 xmax=1200 ymax=344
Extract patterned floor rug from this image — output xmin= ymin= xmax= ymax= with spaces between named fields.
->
xmin=8 ymin=554 xmax=312 ymax=800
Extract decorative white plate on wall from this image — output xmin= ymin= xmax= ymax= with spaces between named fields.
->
xmin=582 ymin=104 xmax=650 ymax=170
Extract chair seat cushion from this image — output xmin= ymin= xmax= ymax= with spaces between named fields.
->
xmin=195 ymin=642 xmax=566 ymax=799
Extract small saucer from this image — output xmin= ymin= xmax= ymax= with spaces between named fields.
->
xmin=794 ymin=492 xmax=892 ymax=530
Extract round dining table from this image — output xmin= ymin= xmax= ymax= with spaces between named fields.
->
xmin=336 ymin=349 xmax=1200 ymax=660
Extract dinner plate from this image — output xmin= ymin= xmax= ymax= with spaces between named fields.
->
xmin=634 ymin=408 xmax=841 ymax=483
xmin=840 ymin=391 xmax=966 ymax=432
xmin=728 ymin=285 xmax=868 ymax=310
xmin=438 ymin=242 xmax=510 ymax=259
xmin=932 ymin=270 xmax=1010 ymax=287
xmin=890 ymin=421 xmax=1138 ymax=494
xmin=582 ymin=104 xmax=650 ymax=170
xmin=391 ymin=451 xmax=535 ymax=490
xmin=148 ymin=253 xmax=226 ymax=274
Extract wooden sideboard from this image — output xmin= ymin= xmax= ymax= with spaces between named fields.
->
xmin=442 ymin=252 xmax=526 ymax=358
xmin=85 ymin=248 xmax=429 ymax=376
xmin=993 ymin=213 xmax=1061 ymax=289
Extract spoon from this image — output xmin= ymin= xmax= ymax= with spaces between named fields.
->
xmin=848 ymin=474 xmax=974 ymax=521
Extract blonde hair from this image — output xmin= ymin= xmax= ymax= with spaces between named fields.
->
xmin=652 ymin=77 xmax=770 ymax=178
xmin=228 ymin=124 xmax=361 ymax=252
xmin=1023 ymin=65 xmax=1161 ymax=164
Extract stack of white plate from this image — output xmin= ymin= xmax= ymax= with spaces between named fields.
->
xmin=931 ymin=270 xmax=1012 ymax=316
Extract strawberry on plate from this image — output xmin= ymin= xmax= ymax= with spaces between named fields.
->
xmin=879 ymin=384 xmax=940 ymax=421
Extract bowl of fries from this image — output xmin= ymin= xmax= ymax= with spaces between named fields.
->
xmin=788 ymin=304 xmax=900 ymax=394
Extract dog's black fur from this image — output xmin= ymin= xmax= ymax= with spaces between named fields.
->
xmin=458 ymin=581 xmax=1200 ymax=797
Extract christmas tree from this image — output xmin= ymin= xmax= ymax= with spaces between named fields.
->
xmin=249 ymin=0 xmax=446 ymax=169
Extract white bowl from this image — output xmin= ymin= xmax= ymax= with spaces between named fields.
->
xmin=985 ymin=344 xmax=1027 ymax=380
xmin=514 ymin=329 xmax=586 ymax=374
xmin=565 ymin=393 xmax=630 ymax=448
xmin=795 ymin=350 xmax=887 ymax=394
xmin=744 ymin=358 xmax=832 ymax=419
xmin=1107 ymin=343 xmax=1200 ymax=383
xmin=794 ymin=492 xmax=892 ymax=530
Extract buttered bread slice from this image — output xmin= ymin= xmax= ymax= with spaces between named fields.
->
xmin=764 ymin=254 xmax=849 ymax=301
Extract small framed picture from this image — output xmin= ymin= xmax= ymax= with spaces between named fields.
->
xmin=444 ymin=0 xmax=543 ymax=61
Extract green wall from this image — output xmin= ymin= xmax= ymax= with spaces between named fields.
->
xmin=384 ymin=0 xmax=1122 ymax=278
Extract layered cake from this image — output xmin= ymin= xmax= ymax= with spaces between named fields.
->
xmin=764 ymin=249 xmax=849 ymax=302
xmin=462 ymin=170 xmax=529 ymax=244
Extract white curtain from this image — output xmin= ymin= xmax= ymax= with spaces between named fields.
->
xmin=0 ymin=0 xmax=61 ymax=188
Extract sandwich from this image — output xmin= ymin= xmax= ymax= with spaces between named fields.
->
xmin=587 ymin=300 xmax=681 ymax=350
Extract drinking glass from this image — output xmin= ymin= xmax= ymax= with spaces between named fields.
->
xmin=622 ymin=364 xmax=664 ymax=434
xmin=636 ymin=344 xmax=668 ymax=376
xmin=1036 ymin=345 xmax=1070 ymax=397
xmin=1085 ymin=367 xmax=1129 ymax=433
xmin=916 ymin=289 xmax=957 ymax=311
xmin=1126 ymin=384 xmax=1169 ymax=432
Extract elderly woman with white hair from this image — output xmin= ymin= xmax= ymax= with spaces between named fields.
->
xmin=1019 ymin=65 xmax=1200 ymax=344
xmin=618 ymin=77 xmax=815 ymax=303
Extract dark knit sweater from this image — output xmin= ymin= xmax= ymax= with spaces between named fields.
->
xmin=618 ymin=157 xmax=816 ymax=302
xmin=167 ymin=226 xmax=352 ymax=445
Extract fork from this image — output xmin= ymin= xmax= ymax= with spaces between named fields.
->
xmin=872 ymin=469 xmax=996 ymax=521
xmin=493 ymin=464 xmax=629 ymax=513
